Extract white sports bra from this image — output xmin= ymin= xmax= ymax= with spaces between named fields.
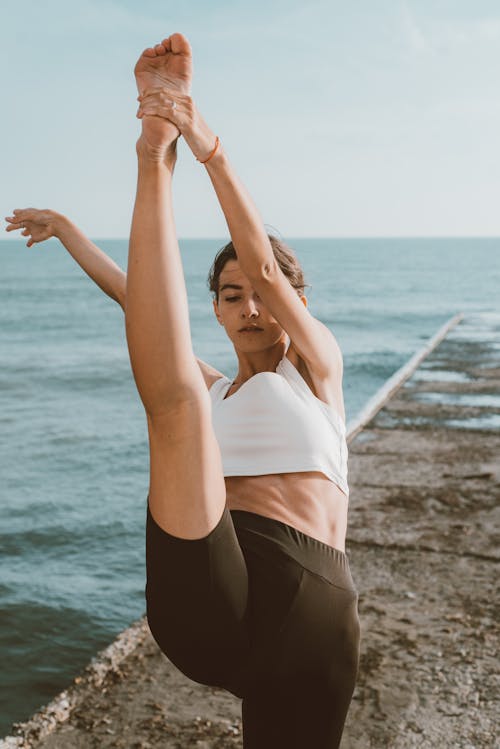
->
xmin=209 ymin=351 xmax=349 ymax=496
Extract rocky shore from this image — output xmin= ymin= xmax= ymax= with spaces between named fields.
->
xmin=2 ymin=313 xmax=499 ymax=748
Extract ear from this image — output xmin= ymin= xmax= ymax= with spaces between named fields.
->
xmin=213 ymin=298 xmax=224 ymax=325
xmin=300 ymin=294 xmax=308 ymax=308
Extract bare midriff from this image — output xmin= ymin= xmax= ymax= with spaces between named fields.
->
xmin=225 ymin=470 xmax=348 ymax=551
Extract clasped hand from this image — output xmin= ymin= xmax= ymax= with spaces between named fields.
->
xmin=137 ymin=88 xmax=218 ymax=164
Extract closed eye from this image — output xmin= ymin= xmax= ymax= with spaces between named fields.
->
xmin=225 ymin=296 xmax=240 ymax=302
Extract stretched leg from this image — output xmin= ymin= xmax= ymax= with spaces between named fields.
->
xmin=126 ymin=34 xmax=226 ymax=540
xmin=127 ymin=33 xmax=250 ymax=688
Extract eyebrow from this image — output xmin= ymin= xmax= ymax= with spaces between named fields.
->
xmin=219 ymin=284 xmax=244 ymax=293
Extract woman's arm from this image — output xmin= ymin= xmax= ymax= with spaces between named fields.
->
xmin=5 ymin=209 xmax=126 ymax=309
xmin=5 ymin=206 xmax=222 ymax=387
xmin=137 ymin=90 xmax=342 ymax=377
xmin=137 ymin=93 xmax=272 ymax=277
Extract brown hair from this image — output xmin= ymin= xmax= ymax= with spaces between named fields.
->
xmin=207 ymin=234 xmax=310 ymax=302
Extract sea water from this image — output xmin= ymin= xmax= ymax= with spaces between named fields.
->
xmin=1 ymin=237 xmax=499 ymax=733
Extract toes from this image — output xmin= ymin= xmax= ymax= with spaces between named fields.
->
xmin=154 ymin=43 xmax=166 ymax=56
xmin=142 ymin=47 xmax=157 ymax=58
xmin=168 ymin=32 xmax=192 ymax=56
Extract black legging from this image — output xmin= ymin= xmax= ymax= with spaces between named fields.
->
xmin=146 ymin=500 xmax=360 ymax=749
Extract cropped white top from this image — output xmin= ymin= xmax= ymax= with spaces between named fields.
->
xmin=209 ymin=352 xmax=349 ymax=496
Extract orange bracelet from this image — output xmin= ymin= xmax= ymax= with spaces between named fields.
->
xmin=197 ymin=135 xmax=220 ymax=164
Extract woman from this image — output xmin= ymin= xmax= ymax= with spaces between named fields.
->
xmin=6 ymin=33 xmax=359 ymax=748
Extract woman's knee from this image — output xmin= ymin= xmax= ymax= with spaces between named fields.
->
xmin=146 ymin=389 xmax=211 ymax=433
xmin=146 ymin=598 xmax=248 ymax=695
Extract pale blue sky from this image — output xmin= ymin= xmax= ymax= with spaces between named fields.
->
xmin=2 ymin=0 xmax=499 ymax=237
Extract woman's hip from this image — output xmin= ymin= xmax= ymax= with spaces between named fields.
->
xmin=145 ymin=502 xmax=360 ymax=695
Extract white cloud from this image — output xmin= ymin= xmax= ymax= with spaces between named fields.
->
xmin=469 ymin=17 xmax=500 ymax=41
xmin=401 ymin=5 xmax=500 ymax=53
xmin=401 ymin=4 xmax=431 ymax=54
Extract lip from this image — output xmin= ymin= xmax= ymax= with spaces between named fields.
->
xmin=239 ymin=327 xmax=263 ymax=333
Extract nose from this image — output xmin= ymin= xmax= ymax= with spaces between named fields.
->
xmin=241 ymin=296 xmax=260 ymax=319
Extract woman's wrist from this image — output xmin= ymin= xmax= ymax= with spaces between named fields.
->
xmin=50 ymin=212 xmax=71 ymax=239
xmin=203 ymin=141 xmax=226 ymax=171
xmin=186 ymin=129 xmax=223 ymax=166
xmin=180 ymin=107 xmax=219 ymax=163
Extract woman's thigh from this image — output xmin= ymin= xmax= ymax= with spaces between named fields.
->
xmin=146 ymin=499 xmax=251 ymax=696
xmin=242 ymin=570 xmax=360 ymax=748
xmin=231 ymin=510 xmax=360 ymax=748
xmin=146 ymin=394 xmax=227 ymax=540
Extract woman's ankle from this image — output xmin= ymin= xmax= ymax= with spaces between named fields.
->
xmin=136 ymin=135 xmax=178 ymax=169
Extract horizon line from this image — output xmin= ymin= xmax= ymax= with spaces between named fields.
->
xmin=2 ymin=235 xmax=500 ymax=242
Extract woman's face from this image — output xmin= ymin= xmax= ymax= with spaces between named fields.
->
xmin=213 ymin=259 xmax=287 ymax=351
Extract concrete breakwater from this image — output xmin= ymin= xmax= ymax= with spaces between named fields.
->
xmin=2 ymin=312 xmax=499 ymax=748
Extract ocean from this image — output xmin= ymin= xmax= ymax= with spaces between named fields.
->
xmin=1 ymin=237 xmax=499 ymax=734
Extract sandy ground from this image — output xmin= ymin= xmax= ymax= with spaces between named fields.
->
xmin=3 ymin=319 xmax=499 ymax=748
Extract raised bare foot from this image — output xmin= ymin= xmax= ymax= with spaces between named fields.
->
xmin=134 ymin=33 xmax=192 ymax=156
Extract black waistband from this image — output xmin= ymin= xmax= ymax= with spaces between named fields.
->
xmin=230 ymin=509 xmax=356 ymax=591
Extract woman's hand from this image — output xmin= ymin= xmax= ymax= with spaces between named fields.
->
xmin=137 ymin=87 xmax=220 ymax=164
xmin=5 ymin=208 xmax=62 ymax=247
